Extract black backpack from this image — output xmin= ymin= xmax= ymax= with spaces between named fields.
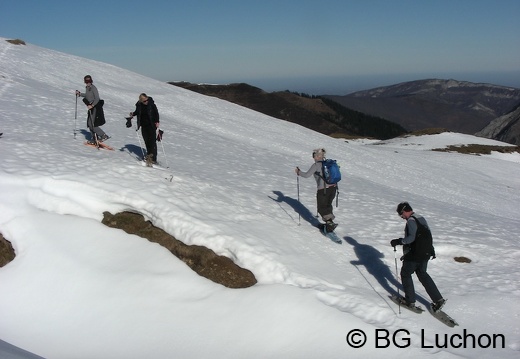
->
xmin=403 ymin=215 xmax=436 ymax=261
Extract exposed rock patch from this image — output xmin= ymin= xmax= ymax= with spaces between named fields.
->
xmin=454 ymin=256 xmax=472 ymax=263
xmin=0 ymin=233 xmax=16 ymax=267
xmin=102 ymin=211 xmax=257 ymax=288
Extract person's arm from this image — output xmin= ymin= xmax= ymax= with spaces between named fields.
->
xmin=401 ymin=218 xmax=417 ymax=244
xmin=296 ymin=162 xmax=319 ymax=178
xmin=153 ymin=103 xmax=160 ymax=126
xmin=129 ymin=103 xmax=139 ymax=117
xmin=89 ymin=85 xmax=100 ymax=107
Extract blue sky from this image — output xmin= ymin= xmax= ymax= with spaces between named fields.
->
xmin=2 ymin=0 xmax=520 ymax=94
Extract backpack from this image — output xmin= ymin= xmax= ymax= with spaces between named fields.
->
xmin=320 ymin=159 xmax=341 ymax=185
xmin=403 ymin=215 xmax=435 ymax=261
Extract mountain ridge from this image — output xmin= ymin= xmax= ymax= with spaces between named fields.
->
xmin=170 ymin=81 xmax=407 ymax=140
xmin=172 ymin=79 xmax=520 ymax=144
xmin=324 ymin=79 xmax=520 ymax=136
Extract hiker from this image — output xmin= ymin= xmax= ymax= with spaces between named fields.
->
xmin=76 ymin=75 xmax=108 ymax=144
xmin=295 ymin=148 xmax=338 ymax=232
xmin=391 ymin=202 xmax=446 ymax=312
xmin=128 ymin=93 xmax=160 ymax=163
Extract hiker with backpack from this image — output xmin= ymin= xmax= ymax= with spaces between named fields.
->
xmin=76 ymin=75 xmax=109 ymax=144
xmin=295 ymin=148 xmax=339 ymax=232
xmin=390 ymin=202 xmax=446 ymax=312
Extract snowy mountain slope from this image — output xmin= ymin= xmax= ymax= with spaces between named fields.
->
xmin=1 ymin=38 xmax=519 ymax=358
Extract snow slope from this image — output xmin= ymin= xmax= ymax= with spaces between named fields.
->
xmin=1 ymin=38 xmax=519 ymax=359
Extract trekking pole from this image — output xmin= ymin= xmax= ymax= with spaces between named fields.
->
xmin=74 ymin=92 xmax=78 ymax=138
xmin=134 ymin=125 xmax=146 ymax=160
xmin=296 ymin=173 xmax=301 ymax=225
xmin=157 ymin=129 xmax=169 ymax=168
xmin=394 ymin=246 xmax=401 ymax=315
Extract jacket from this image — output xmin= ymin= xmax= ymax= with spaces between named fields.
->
xmin=131 ymin=97 xmax=160 ymax=130
xmin=298 ymin=161 xmax=333 ymax=190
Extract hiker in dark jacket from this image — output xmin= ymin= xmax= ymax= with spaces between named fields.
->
xmin=295 ymin=148 xmax=337 ymax=232
xmin=76 ymin=75 xmax=108 ymax=144
xmin=391 ymin=202 xmax=446 ymax=312
xmin=129 ymin=93 xmax=160 ymax=163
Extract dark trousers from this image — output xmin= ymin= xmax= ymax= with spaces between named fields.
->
xmin=141 ymin=126 xmax=157 ymax=162
xmin=316 ymin=186 xmax=336 ymax=222
xmin=401 ymin=260 xmax=442 ymax=304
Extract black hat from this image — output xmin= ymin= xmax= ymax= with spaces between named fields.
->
xmin=396 ymin=202 xmax=412 ymax=214
xmin=84 ymin=75 xmax=93 ymax=83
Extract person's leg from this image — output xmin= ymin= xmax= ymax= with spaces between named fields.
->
xmin=416 ymin=260 xmax=443 ymax=303
xmin=317 ymin=187 xmax=336 ymax=221
xmin=87 ymin=110 xmax=95 ymax=140
xmin=317 ymin=189 xmax=334 ymax=221
xmin=400 ymin=260 xmax=418 ymax=304
xmin=93 ymin=126 xmax=106 ymax=138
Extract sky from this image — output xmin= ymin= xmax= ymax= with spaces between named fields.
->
xmin=1 ymin=37 xmax=520 ymax=359
xmin=1 ymin=0 xmax=520 ymax=94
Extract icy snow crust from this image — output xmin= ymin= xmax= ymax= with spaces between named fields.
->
xmin=1 ymin=38 xmax=519 ymax=358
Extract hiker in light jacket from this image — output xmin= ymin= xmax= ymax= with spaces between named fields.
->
xmin=76 ymin=75 xmax=108 ymax=144
xmin=295 ymin=148 xmax=338 ymax=232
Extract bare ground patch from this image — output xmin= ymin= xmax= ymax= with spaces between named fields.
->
xmin=102 ymin=211 xmax=257 ymax=288
xmin=0 ymin=233 xmax=15 ymax=267
xmin=432 ymin=144 xmax=519 ymax=155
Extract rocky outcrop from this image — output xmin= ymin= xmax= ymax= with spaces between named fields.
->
xmin=476 ymin=103 xmax=520 ymax=145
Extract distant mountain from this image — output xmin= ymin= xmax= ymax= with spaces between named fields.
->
xmin=170 ymin=82 xmax=406 ymax=140
xmin=476 ymin=102 xmax=520 ymax=145
xmin=324 ymin=79 xmax=520 ymax=135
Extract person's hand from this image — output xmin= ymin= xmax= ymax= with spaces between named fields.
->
xmin=75 ymin=90 xmax=80 ymax=97
xmin=295 ymin=167 xmax=300 ymax=175
xmin=390 ymin=238 xmax=402 ymax=247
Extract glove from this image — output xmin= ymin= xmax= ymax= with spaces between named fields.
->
xmin=156 ymin=129 xmax=163 ymax=141
xmin=75 ymin=90 xmax=80 ymax=97
xmin=82 ymin=98 xmax=90 ymax=106
xmin=125 ymin=117 xmax=132 ymax=128
xmin=390 ymin=238 xmax=402 ymax=247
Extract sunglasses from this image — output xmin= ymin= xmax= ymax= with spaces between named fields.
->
xmin=84 ymin=79 xmax=92 ymax=84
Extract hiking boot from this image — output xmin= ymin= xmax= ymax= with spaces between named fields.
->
xmin=99 ymin=134 xmax=110 ymax=142
xmin=86 ymin=140 xmax=97 ymax=145
xmin=395 ymin=296 xmax=415 ymax=307
xmin=144 ymin=154 xmax=154 ymax=167
xmin=431 ymin=298 xmax=446 ymax=312
xmin=325 ymin=220 xmax=338 ymax=232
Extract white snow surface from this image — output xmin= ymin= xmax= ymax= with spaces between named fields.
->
xmin=1 ymin=38 xmax=519 ymax=359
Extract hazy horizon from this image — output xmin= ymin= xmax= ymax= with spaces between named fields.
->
xmin=185 ymin=70 xmax=520 ymax=95
xmin=2 ymin=0 xmax=519 ymax=97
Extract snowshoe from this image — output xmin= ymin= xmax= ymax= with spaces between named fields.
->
xmin=431 ymin=298 xmax=447 ymax=313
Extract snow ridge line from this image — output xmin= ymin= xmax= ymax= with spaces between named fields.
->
xmin=0 ymin=40 xmax=13 ymax=99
